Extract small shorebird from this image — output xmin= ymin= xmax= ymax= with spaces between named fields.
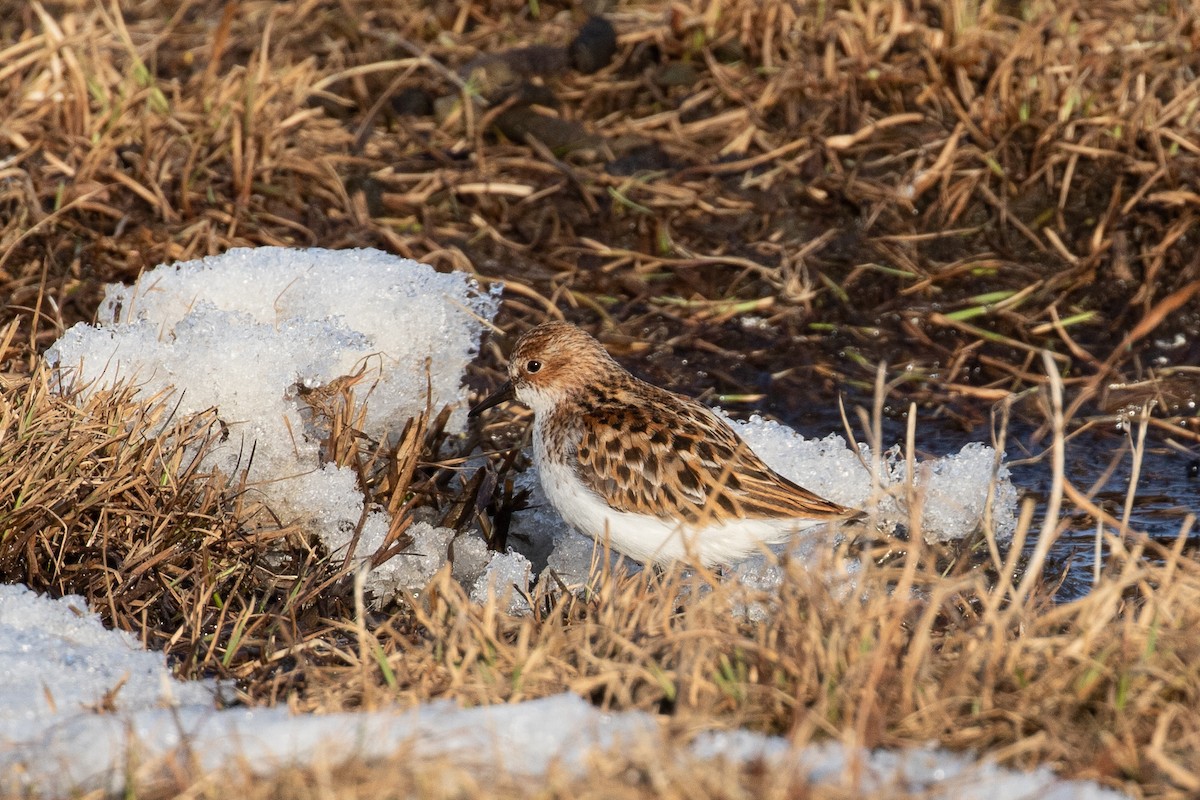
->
xmin=470 ymin=321 xmax=853 ymax=567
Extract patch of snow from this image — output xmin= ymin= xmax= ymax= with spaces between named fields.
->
xmin=470 ymin=551 xmax=533 ymax=615
xmin=44 ymin=247 xmax=500 ymax=604
xmin=725 ymin=414 xmax=1018 ymax=543
xmin=693 ymin=732 xmax=1126 ymax=800
xmin=364 ymin=520 xmax=458 ymax=600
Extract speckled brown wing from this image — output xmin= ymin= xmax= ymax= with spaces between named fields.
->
xmin=571 ymin=381 xmax=847 ymax=524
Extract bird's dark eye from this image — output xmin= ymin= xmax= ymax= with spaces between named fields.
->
xmin=526 ymin=359 xmax=542 ymax=374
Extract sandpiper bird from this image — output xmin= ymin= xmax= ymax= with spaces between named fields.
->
xmin=470 ymin=321 xmax=852 ymax=567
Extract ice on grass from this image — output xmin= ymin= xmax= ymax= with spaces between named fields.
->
xmin=0 ymin=586 xmax=1130 ymax=799
xmin=725 ymin=414 xmax=1019 ymax=543
xmin=361 ymin=519 xmax=457 ymax=600
xmin=540 ymin=528 xmax=607 ymax=591
xmin=0 ymin=586 xmax=650 ymax=794
xmin=889 ymin=441 xmax=1019 ymax=543
xmin=0 ymin=584 xmax=214 ymax=795
xmin=0 ymin=585 xmax=213 ymax=723
xmin=470 ymin=551 xmax=533 ymax=615
xmin=691 ymin=732 xmax=1127 ymax=800
xmin=450 ymin=533 xmax=493 ymax=585
xmin=44 ymin=247 xmax=500 ymax=603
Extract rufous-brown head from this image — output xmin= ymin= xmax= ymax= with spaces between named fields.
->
xmin=470 ymin=321 xmax=621 ymax=417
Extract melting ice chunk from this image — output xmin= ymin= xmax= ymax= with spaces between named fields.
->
xmin=45 ymin=247 xmax=500 ymax=603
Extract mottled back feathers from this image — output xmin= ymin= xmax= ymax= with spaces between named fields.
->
xmin=558 ymin=376 xmax=845 ymax=525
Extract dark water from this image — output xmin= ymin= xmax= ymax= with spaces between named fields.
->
xmin=788 ymin=407 xmax=1199 ymax=601
xmin=1005 ymin=424 xmax=1198 ymax=600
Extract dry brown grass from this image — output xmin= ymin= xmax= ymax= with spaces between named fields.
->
xmin=284 ymin=521 xmax=1200 ymax=797
xmin=2 ymin=0 xmax=1200 ymax=798
xmin=0 ymin=364 xmax=330 ymax=677
xmin=135 ymin=744 xmax=947 ymax=800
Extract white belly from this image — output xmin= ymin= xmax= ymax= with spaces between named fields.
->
xmin=534 ymin=433 xmax=821 ymax=567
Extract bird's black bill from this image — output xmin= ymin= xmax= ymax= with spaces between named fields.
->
xmin=469 ymin=379 xmax=514 ymax=417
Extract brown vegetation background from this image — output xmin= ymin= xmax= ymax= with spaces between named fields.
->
xmin=2 ymin=1 xmax=1199 ymax=797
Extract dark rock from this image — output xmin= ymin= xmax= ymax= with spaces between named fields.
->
xmin=569 ymin=15 xmax=618 ymax=74
xmin=391 ymin=87 xmax=434 ymax=117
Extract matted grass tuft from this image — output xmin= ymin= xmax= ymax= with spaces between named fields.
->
xmin=0 ymin=366 xmax=344 ymax=680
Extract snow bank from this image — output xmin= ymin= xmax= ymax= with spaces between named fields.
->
xmin=45 ymin=247 xmax=500 ymax=603
xmin=727 ymin=414 xmax=1018 ymax=543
